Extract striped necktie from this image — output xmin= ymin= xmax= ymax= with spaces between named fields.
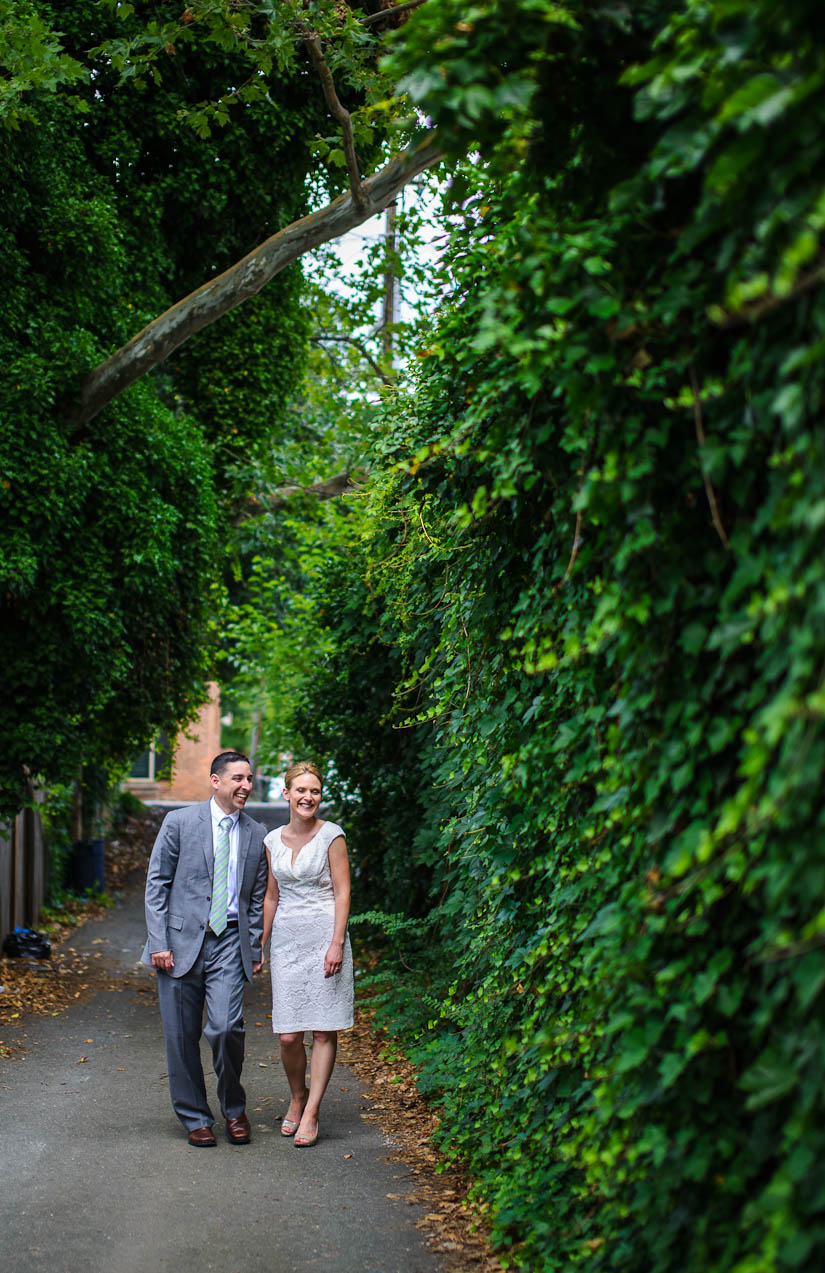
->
xmin=209 ymin=816 xmax=233 ymax=935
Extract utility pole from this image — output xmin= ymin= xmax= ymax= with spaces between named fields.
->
xmin=382 ymin=199 xmax=398 ymax=367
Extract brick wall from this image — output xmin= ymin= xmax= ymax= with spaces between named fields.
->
xmin=123 ymin=682 xmax=222 ymax=802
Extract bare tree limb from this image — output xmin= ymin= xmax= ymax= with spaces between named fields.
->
xmin=558 ymin=508 xmax=583 ymax=588
xmin=690 ymin=364 xmax=732 ymax=553
xmin=310 ymin=333 xmax=395 ymax=385
xmin=237 ymin=470 xmax=359 ymax=522
xmin=69 ymin=132 xmax=441 ymax=429
xmin=299 ymin=25 xmax=367 ymax=211
xmin=362 ymin=1 xmax=428 ymax=27
xmin=312 ymin=340 xmax=350 ymax=386
xmin=382 ymin=199 xmax=398 ymax=365
xmin=554 ymin=446 xmax=588 ymax=593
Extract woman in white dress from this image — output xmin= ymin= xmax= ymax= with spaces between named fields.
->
xmin=262 ymin=761 xmax=353 ymax=1147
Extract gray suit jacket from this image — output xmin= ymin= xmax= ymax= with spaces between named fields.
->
xmin=142 ymin=801 xmax=268 ymax=980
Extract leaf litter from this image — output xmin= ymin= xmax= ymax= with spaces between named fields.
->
xmin=0 ymin=810 xmax=159 ymax=1056
xmin=340 ymin=1007 xmax=503 ymax=1272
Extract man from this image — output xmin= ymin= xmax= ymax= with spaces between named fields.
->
xmin=142 ymin=751 xmax=268 ymax=1147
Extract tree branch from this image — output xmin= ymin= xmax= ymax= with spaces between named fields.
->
xmin=237 ymin=470 xmax=359 ymax=522
xmin=711 ymin=259 xmax=825 ymax=329
xmin=690 ymin=364 xmax=732 ymax=553
xmin=299 ymin=25 xmax=367 ymax=211
xmin=310 ymin=333 xmax=395 ymax=385
xmin=69 ymin=132 xmax=441 ymax=428
xmin=312 ymin=340 xmax=350 ymax=386
xmin=554 ymin=446 xmax=589 ymax=593
xmin=362 ymin=1 xmax=428 ymax=27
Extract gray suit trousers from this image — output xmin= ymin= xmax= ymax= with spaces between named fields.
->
xmin=156 ymin=925 xmax=247 ymax=1130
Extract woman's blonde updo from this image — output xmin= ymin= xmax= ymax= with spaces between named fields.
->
xmin=283 ymin=761 xmax=322 ymax=790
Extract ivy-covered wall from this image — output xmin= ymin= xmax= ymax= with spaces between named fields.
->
xmin=294 ymin=2 xmax=825 ymax=1268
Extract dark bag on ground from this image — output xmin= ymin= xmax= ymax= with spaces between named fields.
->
xmin=2 ymin=928 xmax=51 ymax=959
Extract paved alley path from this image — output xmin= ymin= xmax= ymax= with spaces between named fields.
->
xmin=0 ymin=882 xmax=443 ymax=1273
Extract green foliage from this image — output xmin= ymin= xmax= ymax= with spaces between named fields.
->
xmin=37 ymin=784 xmax=75 ymax=907
xmin=0 ymin=91 xmax=219 ymax=812
xmin=0 ymin=0 xmax=341 ymax=814
xmin=89 ymin=0 xmax=407 ymax=181
xmin=217 ymin=196 xmax=442 ymax=786
xmin=292 ymin=525 xmax=445 ymax=915
xmin=53 ymin=0 xmax=326 ymax=474
xmin=0 ymin=0 xmax=87 ymax=127
xmin=111 ymin=787 xmax=151 ymax=824
xmin=287 ymin=1 xmax=825 ymax=1269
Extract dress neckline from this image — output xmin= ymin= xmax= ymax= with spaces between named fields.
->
xmin=280 ymin=820 xmax=326 ymax=868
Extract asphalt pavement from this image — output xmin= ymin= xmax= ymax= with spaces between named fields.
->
xmin=0 ymin=878 xmax=444 ymax=1273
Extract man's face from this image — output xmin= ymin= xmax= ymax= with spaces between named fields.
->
xmin=211 ymin=761 xmax=253 ymax=814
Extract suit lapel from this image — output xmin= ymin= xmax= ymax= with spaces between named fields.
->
xmin=199 ymin=801 xmax=213 ymax=872
xmin=236 ymin=814 xmax=251 ymax=900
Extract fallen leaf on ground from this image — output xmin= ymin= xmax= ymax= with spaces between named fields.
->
xmin=340 ymin=1001 xmax=503 ymax=1273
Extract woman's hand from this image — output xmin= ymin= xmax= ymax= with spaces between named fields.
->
xmin=324 ymin=940 xmax=344 ymax=978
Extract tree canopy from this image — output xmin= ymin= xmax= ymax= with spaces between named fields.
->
xmin=0 ymin=0 xmax=398 ymax=812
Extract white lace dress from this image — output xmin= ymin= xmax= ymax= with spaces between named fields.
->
xmin=264 ymin=820 xmax=354 ymax=1033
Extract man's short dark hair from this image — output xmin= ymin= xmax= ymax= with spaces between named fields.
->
xmin=210 ymin=750 xmax=251 ymax=776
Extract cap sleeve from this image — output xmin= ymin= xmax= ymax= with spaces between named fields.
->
xmin=264 ymin=826 xmax=284 ymax=852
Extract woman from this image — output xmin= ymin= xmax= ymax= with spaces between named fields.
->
xmin=262 ymin=761 xmax=353 ymax=1147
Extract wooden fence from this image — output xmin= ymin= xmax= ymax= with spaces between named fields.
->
xmin=0 ymin=806 xmax=47 ymax=946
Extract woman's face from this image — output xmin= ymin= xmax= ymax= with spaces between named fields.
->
xmin=285 ymin=771 xmax=322 ymax=819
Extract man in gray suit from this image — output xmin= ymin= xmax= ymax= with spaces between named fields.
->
xmin=143 ymin=751 xmax=268 ymax=1147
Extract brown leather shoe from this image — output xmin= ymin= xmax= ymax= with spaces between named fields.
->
xmin=188 ymin=1126 xmax=217 ymax=1148
xmin=225 ymin=1113 xmax=251 ymax=1144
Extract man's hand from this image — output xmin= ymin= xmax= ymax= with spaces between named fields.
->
xmin=151 ymin=949 xmax=174 ymax=972
xmin=251 ymin=938 xmax=266 ymax=976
